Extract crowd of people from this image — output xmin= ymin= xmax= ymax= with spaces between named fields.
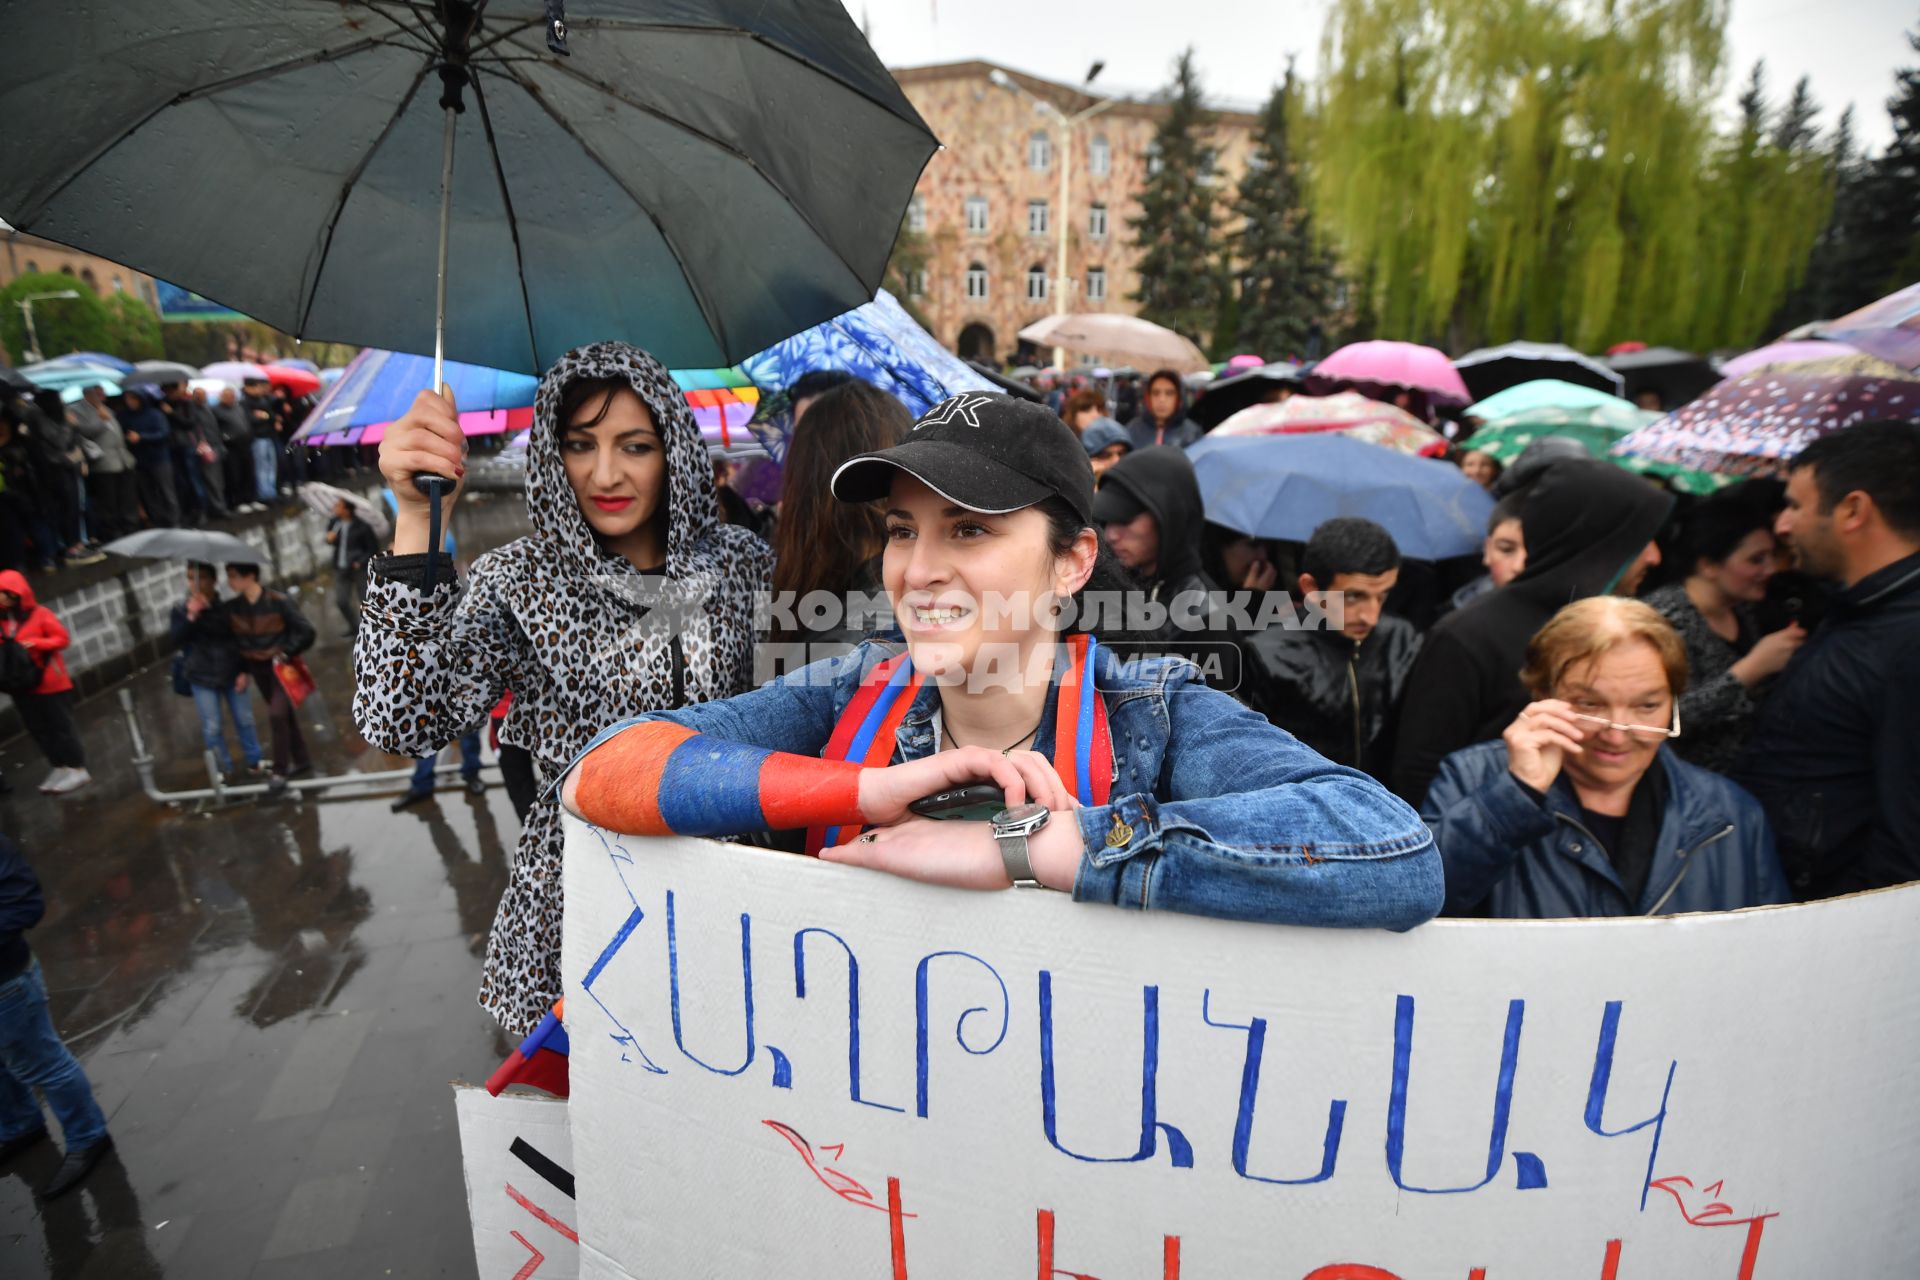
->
xmin=328 ymin=342 xmax=1920 ymax=1044
xmin=0 ymin=372 xmax=355 ymax=575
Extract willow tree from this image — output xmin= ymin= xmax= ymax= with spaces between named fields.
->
xmin=1306 ymin=0 xmax=1832 ymax=351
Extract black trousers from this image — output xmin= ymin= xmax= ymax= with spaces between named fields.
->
xmin=13 ymin=690 xmax=85 ymax=769
xmin=223 ymin=445 xmax=254 ymax=510
xmin=242 ymin=658 xmax=310 ymax=775
xmin=135 ymin=462 xmax=178 ymax=527
xmin=86 ymin=470 xmax=139 ymax=541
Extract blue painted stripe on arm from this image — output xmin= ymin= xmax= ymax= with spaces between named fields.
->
xmin=655 ymin=736 xmax=779 ymax=834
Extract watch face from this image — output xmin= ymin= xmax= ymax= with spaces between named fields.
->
xmin=994 ymin=801 xmax=1049 ymax=829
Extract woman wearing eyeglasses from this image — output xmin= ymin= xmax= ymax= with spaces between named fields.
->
xmin=1422 ymin=597 xmax=1788 ymax=918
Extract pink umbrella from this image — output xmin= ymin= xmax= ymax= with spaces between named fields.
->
xmin=1212 ymin=392 xmax=1449 ymax=456
xmin=1310 ymin=340 xmax=1473 ymax=405
xmin=1719 ymin=339 xmax=1863 ymax=379
xmin=1226 ymin=353 xmax=1265 ymax=371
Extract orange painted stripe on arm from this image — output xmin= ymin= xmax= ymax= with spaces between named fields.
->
xmin=571 ymin=721 xmax=699 ymax=835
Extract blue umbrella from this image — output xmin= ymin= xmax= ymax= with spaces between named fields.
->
xmin=46 ymin=351 xmax=135 ymax=376
xmin=19 ymin=362 xmax=125 ymax=395
xmin=739 ymin=288 xmax=996 ymax=455
xmin=294 ymin=348 xmax=539 ymax=443
xmin=1188 ymin=434 xmax=1496 ymax=560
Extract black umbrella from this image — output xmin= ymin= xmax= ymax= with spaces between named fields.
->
xmin=1190 ymin=361 xmax=1307 ymax=429
xmin=3 ymin=0 xmax=934 ymax=590
xmin=1604 ymin=347 xmax=1721 ymax=410
xmin=967 ymin=361 xmax=1044 ymax=403
xmin=1453 ymin=341 xmax=1623 ymax=401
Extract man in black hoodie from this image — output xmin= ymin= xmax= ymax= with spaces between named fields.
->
xmin=1094 ymin=445 xmax=1238 ymax=686
xmin=1390 ymin=459 xmax=1672 ymax=804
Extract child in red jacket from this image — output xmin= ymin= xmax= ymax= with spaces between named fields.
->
xmin=0 ymin=570 xmax=89 ymax=794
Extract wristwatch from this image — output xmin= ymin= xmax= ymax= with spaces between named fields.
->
xmin=990 ymin=802 xmax=1051 ymax=888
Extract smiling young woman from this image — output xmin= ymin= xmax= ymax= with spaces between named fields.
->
xmin=352 ymin=343 xmax=771 ymax=1036
xmin=562 ymin=393 xmax=1442 ymax=931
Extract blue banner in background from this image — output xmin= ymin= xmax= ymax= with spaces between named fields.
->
xmin=154 ymin=280 xmax=250 ymax=324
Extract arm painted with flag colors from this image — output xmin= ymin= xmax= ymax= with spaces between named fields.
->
xmin=561 ymin=720 xmax=1046 ymax=844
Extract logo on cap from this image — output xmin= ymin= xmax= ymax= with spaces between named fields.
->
xmin=915 ymin=393 xmax=996 ymax=431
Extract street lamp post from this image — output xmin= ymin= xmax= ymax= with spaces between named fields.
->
xmin=992 ymin=67 xmax=1116 ymax=370
xmin=17 ymin=289 xmax=80 ymax=363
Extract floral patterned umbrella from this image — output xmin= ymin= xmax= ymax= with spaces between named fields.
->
xmin=1612 ymin=370 xmax=1920 ymax=478
xmin=1211 ymin=391 xmax=1449 ymax=456
xmin=1471 ymin=405 xmax=1731 ymax=496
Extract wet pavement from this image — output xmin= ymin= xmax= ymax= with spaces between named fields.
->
xmin=0 ymin=495 xmax=536 ymax=1279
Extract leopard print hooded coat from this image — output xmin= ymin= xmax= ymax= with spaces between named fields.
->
xmin=353 ymin=342 xmax=771 ymax=1034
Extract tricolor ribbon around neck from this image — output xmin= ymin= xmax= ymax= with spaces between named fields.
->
xmin=806 ymin=635 xmax=1112 ymax=855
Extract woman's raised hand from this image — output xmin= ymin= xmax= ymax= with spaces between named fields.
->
xmin=379 ymin=386 xmax=467 ymax=538
xmin=1503 ymin=698 xmax=1586 ymax=793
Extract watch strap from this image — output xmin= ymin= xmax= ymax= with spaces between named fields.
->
xmin=997 ymin=830 xmax=1039 ymax=887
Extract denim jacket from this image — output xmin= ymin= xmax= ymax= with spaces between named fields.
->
xmin=1424 ymin=740 xmax=1790 ymax=918
xmin=573 ymin=638 xmax=1442 ymax=931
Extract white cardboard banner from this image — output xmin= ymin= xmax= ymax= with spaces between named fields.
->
xmin=455 ymin=1084 xmax=579 ymax=1280
xmin=560 ymin=817 xmax=1920 ymax=1277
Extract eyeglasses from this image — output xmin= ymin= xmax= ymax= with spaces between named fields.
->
xmin=1568 ymin=704 xmax=1682 ymax=739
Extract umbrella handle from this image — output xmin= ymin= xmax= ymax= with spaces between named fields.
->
xmin=418 ymin=476 xmax=448 ymax=594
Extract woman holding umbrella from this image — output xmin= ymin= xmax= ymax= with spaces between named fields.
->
xmin=356 ymin=343 xmax=772 ymax=1036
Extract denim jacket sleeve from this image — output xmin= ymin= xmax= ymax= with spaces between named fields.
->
xmin=1419 ymin=746 xmax=1558 ymax=915
xmin=1070 ymin=681 xmax=1443 ymax=931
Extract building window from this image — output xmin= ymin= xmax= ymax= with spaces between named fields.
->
xmin=966 ymin=263 xmax=988 ymax=300
xmin=1089 ymin=134 xmax=1110 ymax=176
xmin=906 ymin=194 xmax=926 ymax=233
xmin=112 ymin=275 xmax=125 ymax=292
xmin=1198 ymin=146 xmax=1218 ymax=184
xmin=143 ymin=281 xmax=158 ymax=307
xmin=22 ymin=261 xmax=37 ymax=274
xmin=1026 ymin=264 xmax=1048 ymax=302
xmin=1146 ymin=141 xmax=1163 ymax=176
xmin=906 ymin=268 xmax=927 ymax=299
xmin=1028 ymin=130 xmax=1052 ymax=172
xmin=1088 ymin=203 xmax=1108 ymax=240
xmin=965 ymin=196 xmax=988 ymax=234
xmin=1028 ymin=199 xmax=1049 ymax=237
xmin=1086 ymin=267 xmax=1107 ymax=302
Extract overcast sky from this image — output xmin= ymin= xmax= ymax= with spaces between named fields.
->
xmin=855 ymin=0 xmax=1912 ymax=149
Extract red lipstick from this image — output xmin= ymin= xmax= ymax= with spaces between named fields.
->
xmin=590 ymin=496 xmax=633 ymax=513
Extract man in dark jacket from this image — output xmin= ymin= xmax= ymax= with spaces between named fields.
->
xmin=1125 ymin=369 xmax=1202 ymax=450
xmin=117 ymin=389 xmax=177 ymax=527
xmin=1244 ymin=518 xmax=1421 ymax=780
xmin=225 ymin=561 xmax=318 ymax=792
xmin=243 ymin=379 xmax=280 ymax=503
xmin=1733 ymin=421 xmax=1920 ymax=899
xmin=324 ymin=498 xmax=380 ymax=635
xmin=1094 ymin=445 xmax=1238 ymax=686
xmin=0 ymin=833 xmax=113 ymax=1197
xmin=211 ymin=386 xmax=254 ymax=511
xmin=169 ymin=562 xmax=264 ymax=780
xmin=1391 ymin=459 xmax=1671 ymax=804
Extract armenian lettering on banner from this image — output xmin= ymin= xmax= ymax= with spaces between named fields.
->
xmin=558 ymin=816 xmax=1920 ymax=1278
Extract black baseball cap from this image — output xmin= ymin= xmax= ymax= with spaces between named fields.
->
xmin=831 ymin=392 xmax=1095 ymax=524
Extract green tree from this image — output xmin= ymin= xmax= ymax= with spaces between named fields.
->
xmin=1306 ymin=0 xmax=1834 ymax=351
xmin=0 ymin=272 xmax=117 ymax=365
xmin=1857 ymin=25 xmax=1920 ymax=298
xmin=1128 ymin=49 xmax=1223 ymax=349
xmin=103 ymin=292 xmax=163 ymax=360
xmin=1231 ymin=70 xmax=1339 ymax=361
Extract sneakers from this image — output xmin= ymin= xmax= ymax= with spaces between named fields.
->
xmin=391 ymin=789 xmax=432 ymax=812
xmin=43 ymin=768 xmax=90 ymax=795
xmin=40 ymin=1133 xmax=113 ymax=1200
xmin=266 ymin=774 xmax=289 ymax=797
xmin=36 ymin=769 xmax=62 ymax=793
xmin=464 ymin=775 xmax=487 ymax=797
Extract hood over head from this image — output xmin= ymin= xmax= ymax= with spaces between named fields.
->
xmin=0 ymin=569 xmax=35 ymax=613
xmin=1081 ymin=417 xmax=1130 ymax=455
xmin=1510 ymin=458 xmax=1673 ymax=606
xmin=1096 ymin=444 xmax=1207 ymax=586
xmin=1131 ymin=367 xmax=1190 ymax=429
xmin=525 ymin=342 xmax=723 ymax=591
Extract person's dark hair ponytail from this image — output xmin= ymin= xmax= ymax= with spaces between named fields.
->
xmin=1037 ymin=496 xmax=1154 ymax=643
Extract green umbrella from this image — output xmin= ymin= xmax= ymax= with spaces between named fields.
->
xmin=1470 ymin=405 xmax=1733 ymax=496
xmin=1469 ymin=378 xmax=1631 ymax=419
